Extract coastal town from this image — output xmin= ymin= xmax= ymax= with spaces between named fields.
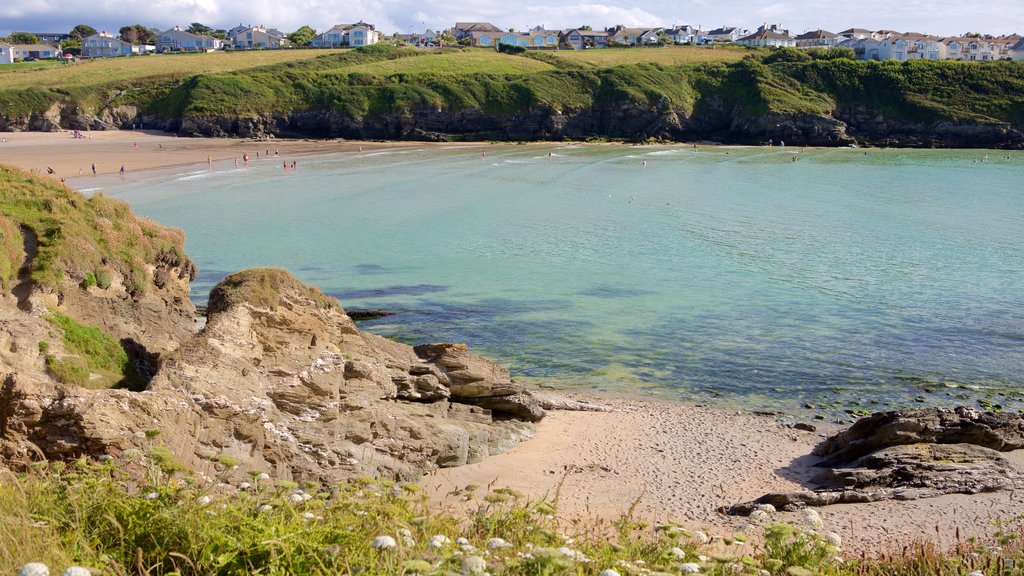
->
xmin=2 ymin=19 xmax=1022 ymax=63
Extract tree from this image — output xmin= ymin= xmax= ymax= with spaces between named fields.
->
xmin=187 ymin=23 xmax=213 ymax=35
xmin=7 ymin=32 xmax=39 ymax=45
xmin=212 ymin=29 xmax=228 ymax=40
xmin=61 ymin=38 xmax=82 ymax=55
xmin=438 ymin=32 xmax=456 ymax=47
xmin=69 ymin=24 xmax=97 ymax=40
xmin=119 ymin=24 xmax=156 ymax=45
xmin=287 ymin=25 xmax=316 ymax=46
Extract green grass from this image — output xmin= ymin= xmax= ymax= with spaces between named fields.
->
xmin=0 ymin=165 xmax=188 ymax=295
xmin=337 ymin=49 xmax=557 ymax=75
xmin=44 ymin=310 xmax=142 ymax=389
xmin=551 ymin=45 xmax=762 ymax=67
xmin=0 ymin=214 xmax=22 ymax=288
xmin=2 ymin=460 xmax=1023 ymax=575
xmin=208 ymin=268 xmax=338 ymax=313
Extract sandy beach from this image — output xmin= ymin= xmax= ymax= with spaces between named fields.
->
xmin=3 ymin=129 xmax=1022 ymax=557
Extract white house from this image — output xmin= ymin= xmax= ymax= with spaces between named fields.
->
xmin=229 ymin=25 xmax=290 ymax=49
xmin=311 ymin=22 xmax=382 ymax=47
xmin=605 ymin=26 xmax=661 ymax=45
xmin=452 ymin=22 xmax=504 ymax=42
xmin=706 ymin=26 xmax=744 ymax=42
xmin=157 ymin=27 xmax=223 ymax=52
xmin=0 ymin=43 xmax=60 ymax=63
xmin=81 ymin=32 xmax=144 ymax=58
xmin=665 ymin=25 xmax=709 ymax=44
xmin=736 ymin=26 xmax=795 ymax=48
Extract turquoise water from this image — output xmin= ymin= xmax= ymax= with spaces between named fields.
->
xmin=90 ymin=144 xmax=1024 ymax=414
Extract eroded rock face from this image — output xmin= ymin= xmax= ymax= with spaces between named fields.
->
xmin=0 ymin=268 xmax=544 ymax=483
xmin=723 ymin=407 xmax=1024 ymax=514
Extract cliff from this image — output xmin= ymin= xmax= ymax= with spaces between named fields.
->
xmin=2 ymin=47 xmax=1022 ymax=148
xmin=0 ymin=169 xmax=544 ymax=483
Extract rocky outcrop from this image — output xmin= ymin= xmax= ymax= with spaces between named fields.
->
xmin=723 ymin=407 xmax=1024 ymax=514
xmin=0 ymin=264 xmax=545 ymax=483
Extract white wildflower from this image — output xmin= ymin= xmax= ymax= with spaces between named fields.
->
xmin=824 ymin=531 xmax=842 ymax=548
xmin=61 ymin=568 xmax=91 ymax=576
xmin=487 ymin=537 xmax=512 ymax=549
xmin=301 ymin=512 xmax=316 ymax=520
xmin=257 ymin=472 xmax=270 ymax=481
xmin=429 ymin=535 xmax=451 ymax=548
xmin=258 ymin=504 xmax=273 ymax=512
xmin=801 ymin=508 xmax=824 ymax=530
xmin=398 ymin=527 xmax=415 ymax=547
xmin=679 ymin=562 xmax=701 ymax=573
xmin=372 ymin=535 xmax=398 ymax=550
xmin=456 ymin=537 xmax=470 ymax=545
xmin=749 ymin=510 xmax=770 ymax=523
xmin=698 ymin=555 xmax=709 ymax=562
xmin=598 ymin=570 xmax=621 ymax=576
xmin=18 ymin=563 xmax=49 ymax=576
xmin=460 ymin=555 xmax=487 ymax=575
xmin=557 ymin=547 xmax=589 ymax=562
xmin=97 ymin=455 xmax=113 ymax=462
xmin=669 ymin=547 xmax=686 ymax=559
xmin=288 ymin=493 xmax=304 ymax=504
xmin=753 ymin=503 xmax=776 ymax=514
xmin=144 ymin=492 xmax=159 ymax=500
xmin=239 ymin=482 xmax=252 ymax=490
xmin=690 ymin=530 xmax=709 ymax=544
xmin=197 ymin=495 xmax=211 ymax=506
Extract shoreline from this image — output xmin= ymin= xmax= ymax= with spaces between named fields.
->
xmin=4 ymin=129 xmax=1023 ymax=556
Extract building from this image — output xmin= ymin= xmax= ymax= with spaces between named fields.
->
xmin=736 ymin=25 xmax=795 ymax=47
xmin=157 ymin=27 xmax=223 ymax=52
xmin=229 ymin=25 xmax=290 ymax=49
xmin=0 ymin=43 xmax=60 ymax=63
xmin=794 ymin=29 xmax=841 ymax=48
xmin=311 ymin=22 xmax=382 ymax=47
xmin=81 ymin=32 xmax=144 ymax=58
xmin=452 ymin=22 xmax=503 ymax=42
xmin=1012 ymin=38 xmax=1024 ymax=61
xmin=706 ymin=26 xmax=745 ymax=42
xmin=396 ymin=29 xmax=439 ymax=47
xmin=664 ymin=25 xmax=708 ymax=44
xmin=605 ymin=26 xmax=662 ymax=45
xmin=22 ymin=32 xmax=70 ymax=44
xmin=837 ymin=28 xmax=874 ymax=40
xmin=562 ymin=28 xmax=608 ymax=49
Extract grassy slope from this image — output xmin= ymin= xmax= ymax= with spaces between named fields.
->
xmin=2 ymin=46 xmax=1023 ymax=134
xmin=0 ymin=165 xmax=186 ymax=294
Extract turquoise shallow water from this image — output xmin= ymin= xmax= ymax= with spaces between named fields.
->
xmin=90 ymin=144 xmax=1024 ymax=415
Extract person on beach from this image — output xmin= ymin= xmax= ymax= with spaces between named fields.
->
xmin=47 ymin=167 xmax=55 ymax=174
xmin=243 ymin=154 xmax=249 ymax=164
xmin=283 ymin=161 xmax=288 ymax=170
xmin=207 ymin=155 xmax=212 ymax=166
xmin=119 ymin=165 xmax=125 ymax=176
xmin=91 ymin=163 xmax=97 ymax=175
xmin=291 ymin=160 xmax=297 ymax=168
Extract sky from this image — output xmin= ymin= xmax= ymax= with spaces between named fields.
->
xmin=2 ymin=0 xmax=1022 ymax=39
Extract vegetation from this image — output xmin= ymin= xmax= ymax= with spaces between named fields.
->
xmin=44 ymin=310 xmax=142 ymax=389
xmin=208 ymin=268 xmax=338 ymax=313
xmin=0 ymin=214 xmax=22 ymax=288
xmin=2 ymin=458 xmax=1023 ymax=575
xmin=552 ymin=44 xmax=760 ymax=67
xmin=288 ymin=25 xmax=318 ymax=47
xmin=4 ymin=32 xmax=39 ymax=45
xmin=0 ymin=165 xmax=187 ymax=295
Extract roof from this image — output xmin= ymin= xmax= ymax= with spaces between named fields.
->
xmin=839 ymin=28 xmax=872 ymax=34
xmin=0 ymin=43 xmax=59 ymax=51
xmin=739 ymin=29 xmax=792 ymax=41
xmin=1013 ymin=38 xmax=1024 ymax=50
xmin=454 ymin=22 xmax=503 ymax=33
xmin=707 ymin=27 xmax=738 ymax=35
xmin=795 ymin=29 xmax=837 ymax=40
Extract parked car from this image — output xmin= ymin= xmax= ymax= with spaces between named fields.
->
xmin=22 ymin=57 xmax=37 ymax=62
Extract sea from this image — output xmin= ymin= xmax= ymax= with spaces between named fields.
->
xmin=80 ymin=144 xmax=1024 ymax=418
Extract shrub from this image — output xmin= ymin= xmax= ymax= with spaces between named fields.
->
xmin=95 ymin=270 xmax=111 ymax=289
xmin=44 ymin=310 xmax=142 ymax=389
xmin=80 ymin=272 xmax=96 ymax=289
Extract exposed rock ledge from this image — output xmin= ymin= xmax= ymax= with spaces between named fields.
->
xmin=723 ymin=407 xmax=1024 ymax=514
xmin=0 ymin=268 xmax=545 ymax=483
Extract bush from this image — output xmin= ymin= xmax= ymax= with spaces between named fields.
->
xmin=80 ymin=272 xmax=96 ymax=289
xmin=95 ymin=270 xmax=111 ymax=289
xmin=44 ymin=310 xmax=142 ymax=389
xmin=498 ymin=44 xmax=526 ymax=55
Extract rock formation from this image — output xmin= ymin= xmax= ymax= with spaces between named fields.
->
xmin=0 ymin=172 xmax=545 ymax=483
xmin=723 ymin=407 xmax=1024 ymax=514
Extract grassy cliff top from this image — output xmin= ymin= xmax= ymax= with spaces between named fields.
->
xmin=208 ymin=268 xmax=338 ymax=314
xmin=0 ymin=165 xmax=188 ymax=295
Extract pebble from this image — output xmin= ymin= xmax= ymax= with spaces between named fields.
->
xmin=61 ymin=569 xmax=91 ymax=576
xmin=967 ymin=572 xmax=984 ymax=576
xmin=749 ymin=510 xmax=770 ymax=523
xmin=239 ymin=482 xmax=252 ymax=490
xmin=461 ymin=555 xmax=487 ymax=575
xmin=753 ymin=503 xmax=776 ymax=514
xmin=18 ymin=564 xmax=49 ymax=576
xmin=257 ymin=472 xmax=270 ymax=481
xmin=372 ymin=535 xmax=398 ymax=550
xmin=679 ymin=563 xmax=701 ymax=573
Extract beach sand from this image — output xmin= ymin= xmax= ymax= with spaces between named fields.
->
xmin=420 ymin=394 xmax=1024 ymax=556
xmin=3 ymin=129 xmax=1021 ymax=557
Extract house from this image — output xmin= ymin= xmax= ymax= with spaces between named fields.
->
xmin=490 ymin=28 xmax=561 ymax=48
xmin=452 ymin=22 xmax=503 ymax=42
xmin=23 ymin=32 xmax=70 ymax=44
xmin=397 ymin=29 xmax=438 ymax=47
xmin=706 ymin=26 xmax=744 ymax=42
xmin=794 ymin=29 xmax=841 ymax=48
xmin=157 ymin=27 xmax=223 ymax=52
xmin=1012 ymin=37 xmax=1024 ymax=60
xmin=605 ymin=26 xmax=661 ymax=45
xmin=837 ymin=28 xmax=874 ymax=40
xmin=311 ymin=22 xmax=382 ymax=47
xmin=664 ymin=25 xmax=708 ymax=44
xmin=0 ymin=43 xmax=59 ymax=63
xmin=81 ymin=32 xmax=144 ymax=57
xmin=736 ymin=26 xmax=795 ymax=47
xmin=229 ymin=25 xmax=290 ymax=49
xmin=562 ymin=28 xmax=608 ymax=49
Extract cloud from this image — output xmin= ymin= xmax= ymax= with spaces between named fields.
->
xmin=1 ymin=0 xmax=1021 ymax=37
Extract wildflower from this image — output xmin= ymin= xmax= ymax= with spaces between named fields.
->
xmin=372 ymin=535 xmax=398 ymax=550
xmin=429 ymin=535 xmax=451 ymax=548
xmin=456 ymin=537 xmax=471 ymax=546
xmin=556 ymin=547 xmax=589 ymax=562
xmin=487 ymin=537 xmax=511 ymax=549
xmin=258 ymin=504 xmax=273 ymax=512
xmin=97 ymin=455 xmax=113 ymax=462
xmin=197 ymin=495 xmax=211 ymax=506
xmin=399 ymin=527 xmax=415 ymax=547
xmin=801 ymin=509 xmax=824 ymax=530
xmin=145 ymin=492 xmax=159 ymax=500
xmin=301 ymin=512 xmax=316 ymax=520
xmin=288 ymin=493 xmax=304 ymax=504
xmin=690 ymin=530 xmax=709 ymax=544
xmin=824 ymin=532 xmax=842 ymax=548
xmin=62 ymin=567 xmax=92 ymax=576
xmin=669 ymin=547 xmax=686 ymax=559
xmin=18 ymin=563 xmax=49 ymax=576
xmin=599 ymin=570 xmax=621 ymax=576
xmin=239 ymin=482 xmax=252 ymax=490
xmin=460 ymin=555 xmax=487 ymax=575
xmin=257 ymin=472 xmax=271 ymax=481
xmin=679 ymin=563 xmax=701 ymax=573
